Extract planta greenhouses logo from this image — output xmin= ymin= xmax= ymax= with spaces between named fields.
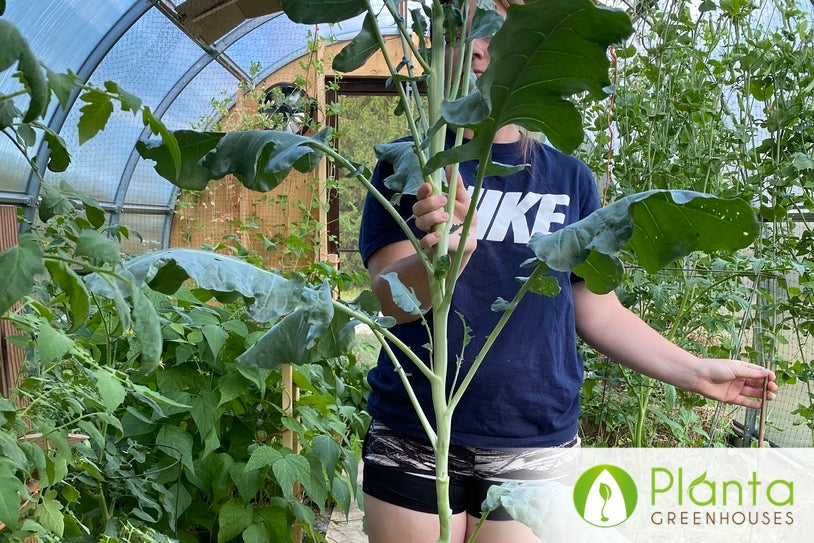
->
xmin=573 ymin=464 xmax=638 ymax=527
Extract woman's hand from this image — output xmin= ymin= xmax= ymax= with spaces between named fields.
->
xmin=366 ymin=172 xmax=478 ymax=323
xmin=573 ymin=283 xmax=778 ymax=410
xmin=691 ymin=358 xmax=777 ymax=409
xmin=412 ymin=174 xmax=477 ymax=257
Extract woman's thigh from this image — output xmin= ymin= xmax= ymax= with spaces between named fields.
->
xmin=465 ymin=514 xmax=540 ymax=543
xmin=364 ymin=493 xmax=468 ymax=543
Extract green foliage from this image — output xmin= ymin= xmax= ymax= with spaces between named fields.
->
xmin=0 ymin=191 xmax=369 ymax=541
xmin=0 ymin=19 xmax=48 ymax=123
xmin=575 ymin=0 xmax=812 ymax=447
xmin=436 ymin=0 xmax=634 ymax=164
xmin=0 ymin=16 xmax=369 ymax=541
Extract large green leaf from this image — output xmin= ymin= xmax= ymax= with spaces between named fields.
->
xmin=201 ymin=128 xmax=331 ymax=192
xmin=130 ymin=286 xmax=162 ymax=378
xmin=74 ymin=229 xmax=120 ymax=263
xmin=0 ymin=468 xmax=25 ymax=531
xmin=439 ymin=0 xmax=633 ymax=165
xmin=85 ymin=249 xmax=332 ymax=324
xmin=0 ymin=20 xmax=48 ymax=122
xmin=77 ymin=89 xmax=113 ymax=144
xmin=136 ymin=130 xmax=224 ymax=189
xmin=333 ymin=12 xmax=379 ymax=72
xmin=36 ymin=319 xmax=74 ymax=364
xmin=528 ymin=190 xmax=760 ymax=293
xmin=44 ymin=259 xmax=89 ymax=332
xmin=236 ymin=282 xmax=351 ymax=370
xmin=374 ymin=140 xmax=425 ymax=195
xmin=281 ymin=0 xmax=366 ymax=23
xmin=217 ymin=498 xmax=253 ymax=543
xmin=42 ymin=127 xmax=71 ymax=172
xmin=0 ymin=234 xmax=44 ymax=317
xmin=38 ymin=184 xmax=74 ymax=222
xmin=138 ymin=128 xmax=331 ymax=193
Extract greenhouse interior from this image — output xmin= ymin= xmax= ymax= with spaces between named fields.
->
xmin=0 ymin=0 xmax=812 ymax=541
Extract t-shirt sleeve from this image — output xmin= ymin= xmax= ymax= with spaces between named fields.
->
xmin=358 ymin=159 xmax=423 ymax=267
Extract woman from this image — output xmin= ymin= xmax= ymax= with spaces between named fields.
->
xmin=358 ymin=1 xmax=777 ymax=541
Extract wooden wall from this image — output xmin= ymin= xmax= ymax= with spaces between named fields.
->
xmin=167 ymin=37 xmax=407 ymax=270
xmin=0 ymin=206 xmax=24 ymax=397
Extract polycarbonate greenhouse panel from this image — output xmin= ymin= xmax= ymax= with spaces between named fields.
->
xmin=0 ymin=147 xmax=33 ymax=196
xmin=43 ymin=7 xmax=204 ymax=206
xmin=227 ymin=14 xmax=316 ymax=81
xmin=0 ymin=0 xmax=140 ymax=201
xmin=0 ymin=0 xmax=136 ymax=92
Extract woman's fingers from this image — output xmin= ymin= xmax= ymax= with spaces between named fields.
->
xmin=412 ymin=182 xmax=448 ymax=232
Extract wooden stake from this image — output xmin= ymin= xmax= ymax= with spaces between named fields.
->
xmin=758 ymin=375 xmax=769 ymax=447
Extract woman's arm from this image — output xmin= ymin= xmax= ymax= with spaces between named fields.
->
xmin=367 ymin=177 xmax=477 ymax=323
xmin=572 ymin=282 xmax=777 ymax=409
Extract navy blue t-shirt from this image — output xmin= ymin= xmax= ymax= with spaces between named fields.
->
xmin=359 ymin=136 xmax=600 ymax=448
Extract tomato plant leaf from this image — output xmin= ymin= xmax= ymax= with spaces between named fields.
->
xmin=333 ymin=12 xmax=379 ymax=73
xmin=281 ymin=0 xmax=366 ymax=24
xmin=74 ymin=229 xmax=120 ymax=263
xmin=0 ymin=234 xmax=44 ymax=316
xmin=36 ymin=318 xmax=74 ymax=364
xmin=93 ymin=369 xmax=126 ymax=413
xmin=0 ymin=20 xmax=48 ymax=122
xmin=77 ymin=89 xmax=113 ymax=144
xmin=44 ymin=260 xmax=89 ymax=332
xmin=46 ymin=68 xmax=80 ymax=110
xmin=0 ymin=100 xmax=18 ymax=129
xmin=42 ymin=126 xmax=71 ymax=172
xmin=104 ymin=80 xmax=142 ymax=113
xmin=37 ymin=492 xmax=65 ymax=537
xmin=0 ymin=472 xmax=24 ymax=531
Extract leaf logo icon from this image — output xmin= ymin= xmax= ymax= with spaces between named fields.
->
xmin=573 ymin=464 xmax=638 ymax=528
xmin=599 ymin=482 xmax=612 ymax=521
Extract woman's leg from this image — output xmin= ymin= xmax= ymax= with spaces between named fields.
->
xmin=464 ymin=514 xmax=539 ymax=543
xmin=364 ymin=493 xmax=468 ymax=543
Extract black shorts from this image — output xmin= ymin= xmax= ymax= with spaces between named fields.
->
xmin=362 ymin=421 xmax=580 ymax=520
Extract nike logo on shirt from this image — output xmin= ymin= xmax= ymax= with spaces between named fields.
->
xmin=467 ymin=187 xmax=571 ymax=243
